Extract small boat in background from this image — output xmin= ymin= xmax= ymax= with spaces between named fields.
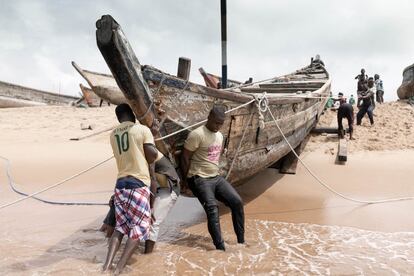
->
xmin=0 ymin=80 xmax=79 ymax=108
xmin=79 ymin=83 xmax=102 ymax=107
xmin=199 ymin=67 xmax=243 ymax=88
xmin=397 ymin=63 xmax=414 ymax=100
xmin=72 ymin=62 xmax=127 ymax=105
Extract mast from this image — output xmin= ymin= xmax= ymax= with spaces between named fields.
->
xmin=220 ymin=0 xmax=227 ymax=89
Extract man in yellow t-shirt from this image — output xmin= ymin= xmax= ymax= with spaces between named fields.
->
xmin=103 ymin=104 xmax=158 ymax=275
xmin=180 ymin=106 xmax=245 ymax=251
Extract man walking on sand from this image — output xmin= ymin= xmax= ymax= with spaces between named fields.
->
xmin=180 ymin=106 xmax=245 ymax=251
xmin=102 ymin=103 xmax=158 ymax=275
xmin=357 ymin=77 xmax=376 ymax=126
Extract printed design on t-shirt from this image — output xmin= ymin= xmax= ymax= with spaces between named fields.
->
xmin=207 ymin=144 xmax=222 ymax=162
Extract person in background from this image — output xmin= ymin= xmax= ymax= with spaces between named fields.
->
xmin=349 ymin=94 xmax=356 ymax=105
xmin=356 ymin=69 xmax=368 ymax=107
xmin=337 ymin=98 xmax=354 ymax=140
xmin=357 ymin=77 xmax=376 ymax=125
xmin=374 ymin=74 xmax=384 ymax=104
xmin=325 ymin=92 xmax=334 ymax=109
xmin=180 ymin=106 xmax=245 ymax=251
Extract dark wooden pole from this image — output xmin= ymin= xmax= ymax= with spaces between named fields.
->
xmin=95 ymin=14 xmax=169 ymax=155
xmin=220 ymin=0 xmax=227 ymax=89
xmin=177 ymin=57 xmax=191 ymax=80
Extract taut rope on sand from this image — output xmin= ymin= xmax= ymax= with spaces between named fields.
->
xmin=1 ymin=94 xmax=413 ymax=210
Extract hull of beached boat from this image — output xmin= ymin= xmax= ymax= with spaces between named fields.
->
xmin=397 ymin=64 xmax=414 ymax=99
xmin=141 ymin=64 xmax=331 ymax=184
xmin=0 ymin=80 xmax=78 ymax=108
xmin=94 ymin=14 xmax=331 ymax=185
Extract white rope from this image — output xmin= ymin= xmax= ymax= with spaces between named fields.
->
xmin=225 ymin=113 xmax=255 ymax=180
xmin=260 ymin=93 xmax=414 ymax=205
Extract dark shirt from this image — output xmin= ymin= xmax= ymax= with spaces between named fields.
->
xmin=338 ymin=103 xmax=354 ymax=119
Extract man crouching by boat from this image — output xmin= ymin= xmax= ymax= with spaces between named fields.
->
xmin=100 ymin=150 xmax=180 ymax=253
xmin=180 ymin=106 xmax=245 ymax=251
xmin=102 ymin=103 xmax=158 ymax=274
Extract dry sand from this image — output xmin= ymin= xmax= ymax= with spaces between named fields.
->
xmin=0 ymin=102 xmax=414 ymax=275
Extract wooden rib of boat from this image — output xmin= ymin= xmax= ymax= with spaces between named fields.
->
xmin=95 ymin=15 xmax=331 ymax=185
xmin=72 ymin=62 xmax=127 ymax=105
xmin=397 ymin=63 xmax=414 ymax=99
xmin=0 ymin=80 xmax=79 ymax=108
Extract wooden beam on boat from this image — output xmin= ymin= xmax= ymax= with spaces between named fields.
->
xmin=279 ymin=144 xmax=301 ymax=174
xmin=259 ymin=82 xmax=325 ymax=89
xmin=311 ymin=127 xmax=349 ymax=134
xmin=338 ymin=138 xmax=347 ymax=162
xmin=241 ymin=87 xmax=318 ymax=93
xmin=177 ymin=57 xmax=191 ymax=80
xmin=95 ymin=14 xmax=169 ymax=154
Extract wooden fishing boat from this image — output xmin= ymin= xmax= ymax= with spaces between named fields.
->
xmin=0 ymin=80 xmax=79 ymax=108
xmin=397 ymin=63 xmax=414 ymax=99
xmin=95 ymin=15 xmax=331 ymax=185
xmin=72 ymin=62 xmax=127 ymax=105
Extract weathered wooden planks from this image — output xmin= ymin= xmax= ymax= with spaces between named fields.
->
xmin=240 ymin=87 xmax=318 ymax=93
xmin=338 ymin=138 xmax=347 ymax=162
xmin=177 ymin=57 xmax=191 ymax=80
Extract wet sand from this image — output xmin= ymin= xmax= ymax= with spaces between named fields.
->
xmin=1 ymin=104 xmax=414 ymax=275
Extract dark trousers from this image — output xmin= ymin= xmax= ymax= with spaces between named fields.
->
xmin=376 ymin=90 xmax=384 ymax=103
xmin=188 ymin=175 xmax=245 ymax=249
xmin=338 ymin=115 xmax=353 ymax=138
xmin=357 ymin=104 xmax=374 ymax=125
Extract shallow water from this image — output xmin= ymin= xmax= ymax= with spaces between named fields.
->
xmin=1 ymin=218 xmax=414 ymax=275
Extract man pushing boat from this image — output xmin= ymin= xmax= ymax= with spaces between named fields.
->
xmin=180 ymin=106 xmax=245 ymax=251
xmin=102 ymin=103 xmax=158 ymax=274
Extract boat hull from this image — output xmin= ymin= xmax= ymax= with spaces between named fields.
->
xmin=397 ymin=64 xmax=414 ymax=99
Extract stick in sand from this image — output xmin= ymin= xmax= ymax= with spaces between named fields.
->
xmin=70 ymin=125 xmax=117 ymax=141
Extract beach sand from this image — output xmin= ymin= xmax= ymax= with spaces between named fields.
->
xmin=0 ymin=102 xmax=414 ymax=275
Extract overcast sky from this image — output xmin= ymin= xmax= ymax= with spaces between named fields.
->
xmin=1 ymin=0 xmax=413 ymax=101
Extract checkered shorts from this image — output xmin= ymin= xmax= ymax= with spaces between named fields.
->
xmin=114 ymin=186 xmax=151 ymax=241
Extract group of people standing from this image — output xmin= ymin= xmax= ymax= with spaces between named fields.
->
xmin=101 ymin=104 xmax=244 ymax=274
xmin=328 ymin=68 xmax=385 ymax=140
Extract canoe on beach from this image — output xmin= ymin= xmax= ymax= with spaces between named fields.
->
xmin=72 ymin=62 xmax=127 ymax=105
xmin=94 ymin=15 xmax=331 ymax=185
xmin=0 ymin=80 xmax=79 ymax=108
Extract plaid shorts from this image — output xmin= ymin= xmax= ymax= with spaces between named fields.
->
xmin=114 ymin=186 xmax=151 ymax=241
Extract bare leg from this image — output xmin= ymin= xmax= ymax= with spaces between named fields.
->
xmin=113 ymin=237 xmax=139 ymax=275
xmin=144 ymin=240 xmax=155 ymax=254
xmin=102 ymin=230 xmax=123 ymax=272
